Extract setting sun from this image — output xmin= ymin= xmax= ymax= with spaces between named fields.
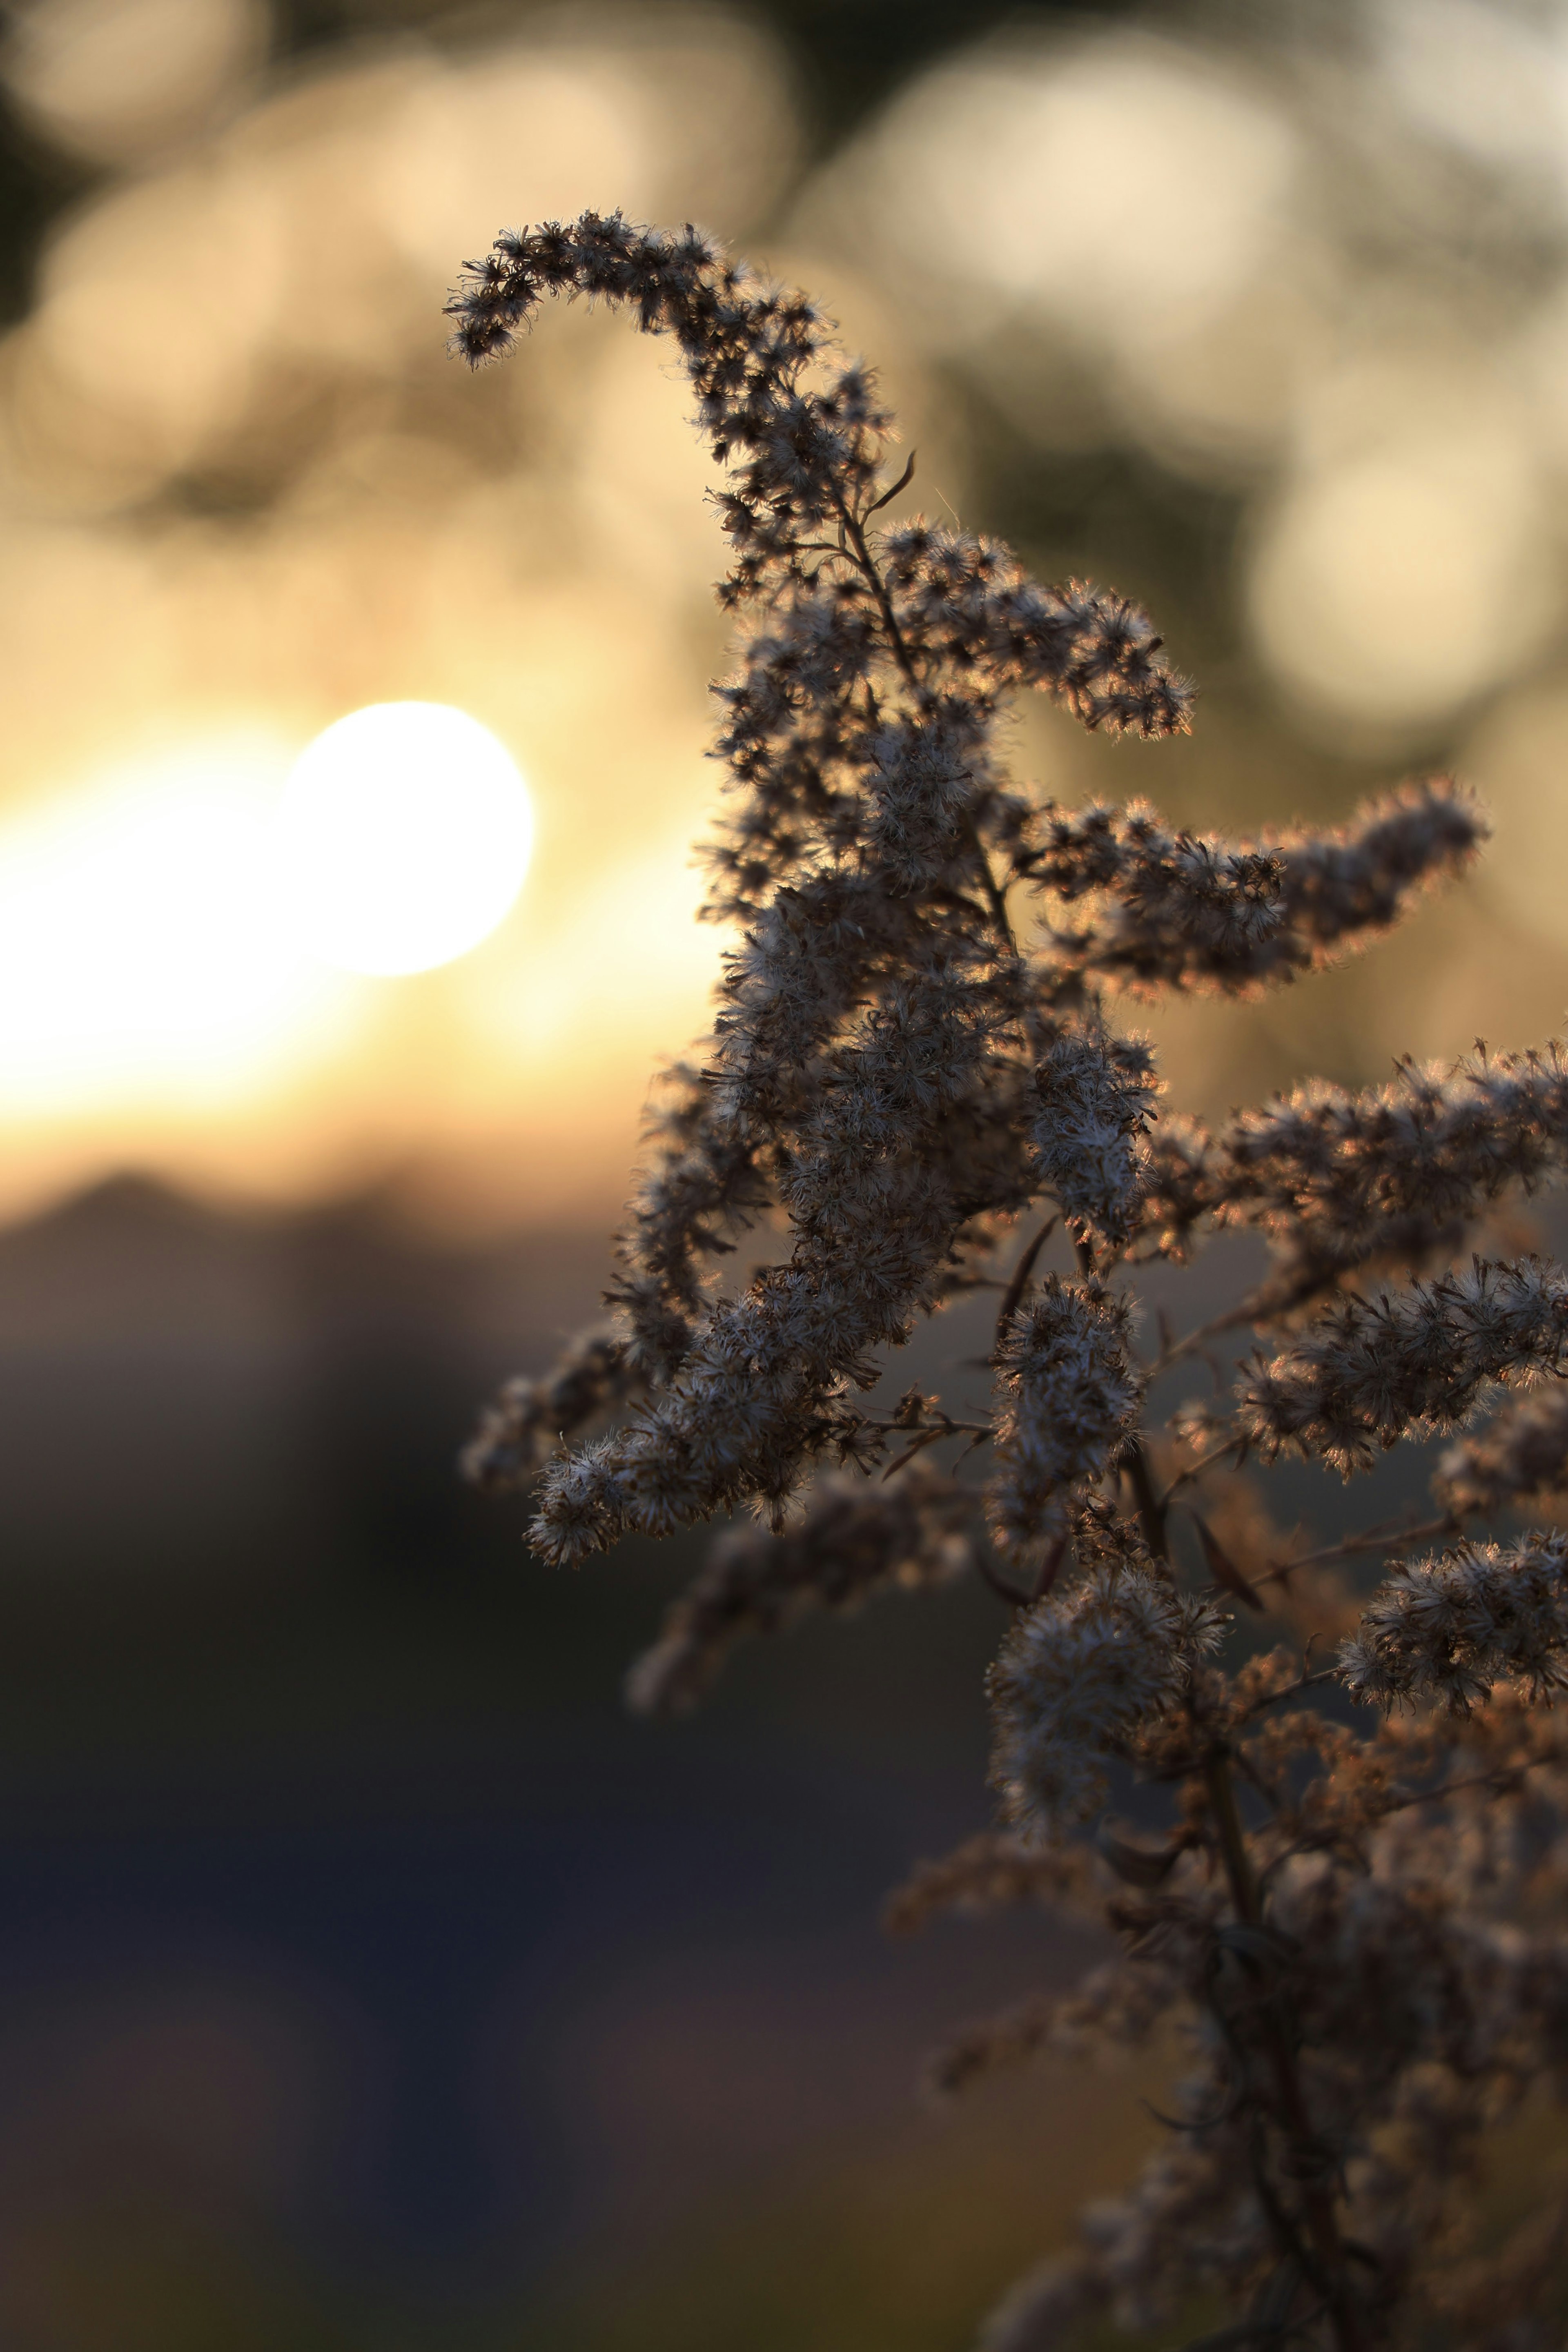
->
xmin=278 ymin=702 xmax=534 ymax=978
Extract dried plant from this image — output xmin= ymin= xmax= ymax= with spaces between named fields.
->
xmin=450 ymin=213 xmax=1568 ymax=2351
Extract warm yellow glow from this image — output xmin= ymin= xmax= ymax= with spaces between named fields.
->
xmin=277 ymin=704 xmax=534 ymax=978
xmin=0 ymin=8 xmax=1563 ymax=1236
xmin=0 ymin=735 xmax=355 ymax=1112
xmin=1248 ymin=418 xmax=1556 ymax=730
xmin=2 ymin=0 xmax=266 ymax=166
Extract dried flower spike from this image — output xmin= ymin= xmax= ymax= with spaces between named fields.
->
xmin=451 ymin=213 xmax=1568 ymax=2352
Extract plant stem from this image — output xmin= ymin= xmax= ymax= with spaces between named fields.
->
xmin=1126 ymin=1435 xmax=1170 ymax=1561
xmin=836 ymin=493 xmax=1018 ymax=957
xmin=993 ymin=1217 xmax=1056 ymax=1353
xmin=1203 ymin=1749 xmax=1370 ymax=2352
xmin=1277 ymin=1513 xmax=1457 ymax=1576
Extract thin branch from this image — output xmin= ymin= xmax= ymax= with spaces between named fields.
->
xmin=836 ymin=486 xmax=1017 ymax=958
xmin=1236 ymin=1669 xmax=1341 ymax=1723
xmin=1371 ymin=1751 xmax=1568 ymax=1820
xmin=1146 ymin=1263 xmax=1373 ymax=1383
xmin=835 ymin=489 xmax=920 ymax=688
xmin=974 ymin=1553 xmax=1033 ymax=1608
xmin=1147 ymin=1301 xmax=1264 ymax=1381
xmin=993 ymin=1217 xmax=1058 ymax=1353
xmin=861 ymin=1413 xmax=993 ymax=1441
xmin=864 ymin=450 xmax=917 ymax=515
xmin=1126 ymin=1435 xmax=1171 ymax=1561
xmin=1273 ymin=1512 xmax=1459 ymax=1577
xmin=959 ymin=810 xmax=1019 ymax=958
xmin=1260 ymin=1750 xmax=1568 ymax=1891
xmin=1158 ymin=1437 xmax=1247 ymax=1511
xmin=1202 ymin=1749 xmax=1370 ymax=2352
xmin=879 ymin=1425 xmax=950 ymax=1481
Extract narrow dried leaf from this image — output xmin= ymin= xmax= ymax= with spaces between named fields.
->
xmin=1096 ymin=1817 xmax=1182 ymax=1887
xmin=1191 ymin=1510 xmax=1266 ymax=1610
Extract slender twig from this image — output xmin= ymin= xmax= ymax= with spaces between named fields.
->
xmin=993 ymin=1217 xmax=1058 ymax=1353
xmin=1126 ymin=1436 xmax=1170 ymax=1561
xmin=836 ymin=491 xmax=919 ymax=686
xmin=1236 ymin=1668 xmax=1341 ymax=1723
xmin=862 ymin=1413 xmax=993 ymax=1441
xmin=1370 ymin=1752 xmax=1568 ymax=1820
xmin=1258 ymin=1752 xmax=1568 ymax=1886
xmin=959 ymin=810 xmax=1019 ymax=957
xmin=1145 ymin=1265 xmax=1366 ymax=1383
xmin=975 ymin=1553 xmax=1033 ymax=1608
xmin=1273 ymin=1513 xmax=1459 ymax=1577
xmin=1202 ymin=1748 xmax=1370 ymax=2352
xmin=879 ymin=1425 xmax=950 ymax=1480
xmin=865 ymin=450 xmax=917 ymax=516
xmin=1146 ymin=1301 xmax=1263 ymax=1380
xmin=1158 ymin=1437 xmax=1247 ymax=1511
xmin=836 ymin=488 xmax=1018 ymax=958
xmin=869 ymin=1408 xmax=994 ymax=1480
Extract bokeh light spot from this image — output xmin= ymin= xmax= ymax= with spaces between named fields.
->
xmin=278 ymin=703 xmax=533 ymax=978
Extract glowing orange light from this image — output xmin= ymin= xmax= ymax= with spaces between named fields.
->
xmin=277 ymin=702 xmax=534 ymax=977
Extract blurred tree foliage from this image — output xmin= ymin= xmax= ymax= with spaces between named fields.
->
xmin=0 ymin=0 xmax=1129 ymax=323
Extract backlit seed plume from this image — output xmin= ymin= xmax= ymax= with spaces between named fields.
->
xmin=927 ymin=1952 xmax=1179 ymax=2096
xmin=1235 ymin=1258 xmax=1568 ymax=1475
xmin=460 ymin=1328 xmax=633 ymax=1490
xmin=987 ymin=1560 xmax=1223 ymax=1830
xmin=1437 ymin=1382 xmax=1568 ymax=1516
xmin=624 ymin=1460 xmax=972 ymax=1717
xmin=882 ymin=1833 xmax=1095 ymax=1937
xmin=986 ymin=1277 xmax=1142 ymax=1562
xmin=450 ymin=214 xmax=1568 ymax=2352
xmin=1340 ymin=1532 xmax=1568 ymax=1711
xmin=455 ymin=215 xmax=1485 ymax=1567
xmin=448 ymin=212 xmax=1193 ymax=726
xmin=1144 ymin=1038 xmax=1568 ymax=1283
xmin=1028 ymin=782 xmax=1483 ymax=1000
xmin=1032 ymin=1022 xmax=1157 ymax=1246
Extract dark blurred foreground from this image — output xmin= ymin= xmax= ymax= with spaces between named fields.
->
xmin=0 ymin=1150 xmax=1531 ymax=2347
xmin=0 ymin=1175 xmax=1163 ymax=2350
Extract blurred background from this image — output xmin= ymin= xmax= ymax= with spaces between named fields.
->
xmin=1 ymin=0 xmax=1568 ymax=2343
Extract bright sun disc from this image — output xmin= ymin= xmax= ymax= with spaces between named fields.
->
xmin=279 ymin=701 xmax=533 ymax=976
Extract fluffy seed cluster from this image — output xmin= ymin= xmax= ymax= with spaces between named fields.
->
xmin=454 ymin=212 xmax=1481 ymax=1575
xmin=460 ymin=1329 xmax=633 ymax=1490
xmin=624 ymin=1460 xmax=971 ymax=1717
xmin=987 ymin=1561 xmax=1223 ymax=1830
xmin=1437 ymin=1381 xmax=1568 ymax=1515
xmin=450 ymin=214 xmax=1568 ymax=2352
xmin=1235 ymin=1258 xmax=1568 ymax=1474
xmin=447 ymin=213 xmax=1207 ymax=1565
xmin=987 ymin=1278 xmax=1142 ymax=1561
xmin=927 ymin=1951 xmax=1179 ymax=2097
xmin=1027 ymin=784 xmax=1481 ymax=1002
xmin=1144 ymin=1040 xmax=1564 ymax=1297
xmin=881 ymin=1832 xmax=1095 ymax=1937
xmin=1032 ymin=1022 xmax=1157 ymax=1245
xmin=972 ymin=1715 xmax=1568 ymax=2348
xmin=1340 ymin=1533 xmax=1568 ymax=1711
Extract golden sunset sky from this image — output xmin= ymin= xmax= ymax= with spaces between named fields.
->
xmin=5 ymin=0 xmax=1568 ymax=1234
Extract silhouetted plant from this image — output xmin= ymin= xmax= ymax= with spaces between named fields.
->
xmin=452 ymin=212 xmax=1568 ymax=2352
